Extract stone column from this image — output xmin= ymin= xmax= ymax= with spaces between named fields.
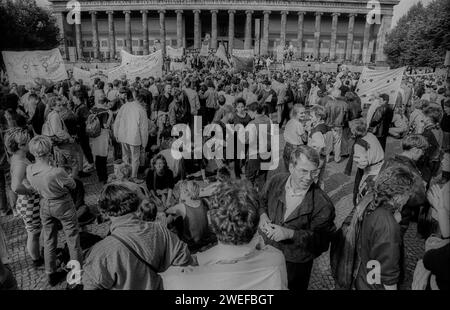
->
xmin=75 ymin=22 xmax=83 ymax=60
xmin=54 ymin=12 xmax=69 ymax=60
xmin=345 ymin=13 xmax=356 ymax=61
xmin=228 ymin=10 xmax=235 ymax=55
xmin=244 ymin=10 xmax=253 ymax=50
xmin=211 ymin=10 xmax=218 ymax=50
xmin=261 ymin=11 xmax=270 ymax=55
xmin=362 ymin=19 xmax=372 ymax=64
xmin=159 ymin=9 xmax=166 ymax=59
xmin=176 ymin=10 xmax=183 ymax=48
xmin=89 ymin=11 xmax=99 ymax=60
xmin=194 ymin=10 xmax=201 ymax=49
xmin=376 ymin=14 xmax=393 ymax=64
xmin=297 ymin=12 xmax=305 ymax=58
xmin=330 ymin=12 xmax=340 ymax=60
xmin=141 ymin=10 xmax=149 ymax=55
xmin=280 ymin=11 xmax=288 ymax=49
xmin=106 ymin=11 xmax=116 ymax=60
xmin=313 ymin=12 xmax=323 ymax=59
xmin=124 ymin=10 xmax=132 ymax=53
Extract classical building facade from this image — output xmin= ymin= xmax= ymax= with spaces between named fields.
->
xmin=50 ymin=0 xmax=399 ymax=64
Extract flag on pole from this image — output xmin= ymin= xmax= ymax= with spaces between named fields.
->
xmin=215 ymin=44 xmax=231 ymax=67
xmin=356 ymin=66 xmax=406 ymax=106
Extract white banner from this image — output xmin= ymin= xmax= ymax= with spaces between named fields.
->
xmin=73 ymin=67 xmax=108 ymax=85
xmin=109 ymin=49 xmax=163 ymax=82
xmin=2 ymin=48 xmax=68 ymax=86
xmin=356 ymin=66 xmax=406 ymax=106
xmin=72 ymin=67 xmax=91 ymax=85
xmin=107 ymin=65 xmax=127 ymax=82
xmin=232 ymin=49 xmax=254 ymax=58
xmin=120 ymin=49 xmax=156 ymax=66
xmin=166 ymin=46 xmax=184 ymax=59
xmin=215 ymin=44 xmax=231 ymax=67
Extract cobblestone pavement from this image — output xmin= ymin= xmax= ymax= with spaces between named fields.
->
xmin=0 ymin=136 xmax=425 ymax=290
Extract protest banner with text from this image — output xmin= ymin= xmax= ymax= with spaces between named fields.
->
xmin=2 ymin=48 xmax=68 ymax=86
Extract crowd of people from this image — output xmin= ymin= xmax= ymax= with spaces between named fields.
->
xmin=0 ymin=60 xmax=448 ymax=291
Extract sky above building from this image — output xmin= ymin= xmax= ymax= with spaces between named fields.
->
xmin=35 ymin=0 xmax=434 ymax=29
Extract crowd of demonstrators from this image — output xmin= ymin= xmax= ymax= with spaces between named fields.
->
xmin=0 ymin=59 xmax=449 ymax=291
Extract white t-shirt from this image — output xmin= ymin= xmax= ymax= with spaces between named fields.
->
xmin=284 ymin=119 xmax=305 ymax=145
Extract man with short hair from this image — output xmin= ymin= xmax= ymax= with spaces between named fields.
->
xmin=148 ymin=77 xmax=159 ymax=99
xmin=324 ymin=87 xmax=347 ymax=163
xmin=259 ymin=145 xmax=336 ymax=290
xmin=368 ymin=93 xmax=394 ymax=151
xmin=113 ymin=88 xmax=149 ymax=179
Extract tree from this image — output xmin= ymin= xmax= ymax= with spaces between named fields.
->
xmin=0 ymin=0 xmax=60 ymax=66
xmin=384 ymin=0 xmax=449 ymax=68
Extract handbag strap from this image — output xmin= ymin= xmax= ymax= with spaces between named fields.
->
xmin=110 ymin=234 xmax=158 ymax=274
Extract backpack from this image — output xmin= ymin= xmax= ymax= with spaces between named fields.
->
xmin=330 ymin=192 xmax=373 ymax=289
xmin=85 ymin=113 xmax=102 ymax=138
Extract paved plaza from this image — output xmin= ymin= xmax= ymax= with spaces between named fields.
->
xmin=0 ymin=136 xmax=425 ymax=290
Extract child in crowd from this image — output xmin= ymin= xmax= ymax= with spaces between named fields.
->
xmin=26 ymin=135 xmax=83 ymax=287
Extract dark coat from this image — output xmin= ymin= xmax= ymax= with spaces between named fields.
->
xmin=30 ymin=100 xmax=46 ymax=135
xmin=325 ymin=96 xmax=348 ymax=128
xmin=259 ymin=173 xmax=336 ymax=263
xmin=355 ymin=205 xmax=402 ymax=290
xmin=369 ymin=103 xmax=393 ymax=138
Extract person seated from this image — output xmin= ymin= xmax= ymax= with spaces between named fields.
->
xmin=389 ymin=104 xmax=409 ymax=138
xmin=108 ymin=162 xmax=149 ymax=201
xmin=165 ymin=180 xmax=216 ymax=253
xmin=82 ymin=183 xmax=193 ymax=290
xmin=160 ymin=180 xmax=288 ymax=290
xmin=146 ymin=154 xmax=175 ymax=208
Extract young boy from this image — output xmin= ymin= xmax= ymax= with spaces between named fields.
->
xmin=26 ymin=135 xmax=83 ymax=287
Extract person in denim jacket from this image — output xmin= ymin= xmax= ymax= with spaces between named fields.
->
xmin=26 ymin=135 xmax=82 ymax=287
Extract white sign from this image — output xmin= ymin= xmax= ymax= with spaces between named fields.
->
xmin=109 ymin=49 xmax=163 ymax=81
xmin=232 ymin=49 xmax=254 ymax=58
xmin=166 ymin=46 xmax=184 ymax=59
xmin=72 ymin=67 xmax=91 ymax=85
xmin=2 ymin=48 xmax=68 ymax=86
xmin=356 ymin=66 xmax=406 ymax=106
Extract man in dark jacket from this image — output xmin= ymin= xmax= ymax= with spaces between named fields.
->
xmin=259 ymin=145 xmax=336 ymax=290
xmin=368 ymin=93 xmax=393 ymax=151
xmin=28 ymin=93 xmax=46 ymax=135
